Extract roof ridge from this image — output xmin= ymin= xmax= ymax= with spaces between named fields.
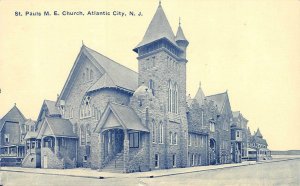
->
xmin=206 ymin=91 xmax=227 ymax=97
xmin=84 ymin=45 xmax=138 ymax=75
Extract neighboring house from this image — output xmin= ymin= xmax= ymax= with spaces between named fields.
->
xmin=0 ymin=104 xmax=27 ymax=166
xmin=22 ymin=99 xmax=65 ymax=168
xmin=205 ymin=91 xmax=233 ymax=164
xmin=248 ymin=128 xmax=272 ymax=161
xmin=188 ymin=85 xmax=232 ymax=165
xmin=231 ymin=111 xmax=248 ymax=163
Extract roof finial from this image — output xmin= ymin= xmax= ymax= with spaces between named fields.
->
xmin=159 ymin=0 xmax=161 ymax=6
xmin=199 ymin=81 xmax=201 ymax=87
xmin=82 ymin=40 xmax=85 ymax=46
xmin=14 ymin=103 xmax=16 ymax=106
xmin=179 ymin=17 xmax=181 ymax=26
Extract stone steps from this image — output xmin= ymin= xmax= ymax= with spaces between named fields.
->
xmin=102 ymin=152 xmax=124 ymax=172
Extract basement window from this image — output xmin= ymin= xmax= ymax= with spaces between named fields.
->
xmin=83 ymin=155 xmax=88 ymax=162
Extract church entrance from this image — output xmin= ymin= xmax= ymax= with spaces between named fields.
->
xmin=103 ymin=129 xmax=124 ymax=159
xmin=209 ymin=138 xmax=217 ymax=165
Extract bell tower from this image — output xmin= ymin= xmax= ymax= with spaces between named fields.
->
xmin=133 ymin=2 xmax=189 ymax=114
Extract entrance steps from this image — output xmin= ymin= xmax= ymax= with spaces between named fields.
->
xmin=101 ymin=152 xmax=124 ymax=173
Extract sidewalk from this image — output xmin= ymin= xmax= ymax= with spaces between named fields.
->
xmin=0 ymin=158 xmax=298 ymax=179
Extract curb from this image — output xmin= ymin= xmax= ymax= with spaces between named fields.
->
xmin=0 ymin=158 xmax=299 ymax=179
xmin=138 ymin=157 xmax=300 ymax=178
xmin=0 ymin=169 xmax=110 ymax=180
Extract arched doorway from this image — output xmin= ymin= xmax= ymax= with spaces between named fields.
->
xmin=209 ymin=138 xmax=217 ymax=165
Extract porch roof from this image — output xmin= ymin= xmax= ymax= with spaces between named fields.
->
xmin=37 ymin=117 xmax=78 ymax=139
xmin=95 ymin=102 xmax=149 ymax=133
xmin=24 ymin=131 xmax=38 ymax=140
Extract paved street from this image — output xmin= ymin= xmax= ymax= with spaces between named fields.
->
xmin=0 ymin=159 xmax=299 ymax=186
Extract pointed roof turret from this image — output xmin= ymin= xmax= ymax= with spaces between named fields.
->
xmin=194 ymin=82 xmax=205 ymax=105
xmin=175 ymin=18 xmax=188 ymax=43
xmin=133 ymin=2 xmax=177 ymax=52
xmin=255 ymin=128 xmax=263 ymax=138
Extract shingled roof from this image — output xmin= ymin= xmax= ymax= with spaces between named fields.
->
xmin=206 ymin=92 xmax=228 ymax=112
xmin=95 ymin=102 xmax=149 ymax=133
xmin=85 ymin=46 xmax=138 ymax=93
xmin=44 ymin=100 xmax=60 ymax=116
xmin=232 ymin=111 xmax=240 ymax=118
xmin=0 ymin=105 xmax=26 ymax=132
xmin=41 ymin=117 xmax=77 ymax=138
xmin=134 ymin=3 xmax=178 ymax=51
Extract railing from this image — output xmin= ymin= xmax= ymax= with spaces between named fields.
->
xmin=0 ymin=153 xmax=17 ymax=157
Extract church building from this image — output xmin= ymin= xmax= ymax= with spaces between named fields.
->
xmin=0 ymin=2 xmax=269 ymax=172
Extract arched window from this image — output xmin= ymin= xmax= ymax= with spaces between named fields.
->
xmin=168 ymin=80 xmax=172 ymax=112
xmin=90 ymin=69 xmax=94 ymax=80
xmin=70 ymin=108 xmax=73 ymax=119
xmin=174 ymin=83 xmax=178 ymax=114
xmin=149 ymin=79 xmax=155 ymax=95
xmin=80 ymin=125 xmax=86 ymax=145
xmin=152 ymin=120 xmax=156 ymax=143
xmin=172 ymin=84 xmax=175 ymax=113
xmin=86 ymin=124 xmax=91 ymax=145
xmin=159 ymin=122 xmax=163 ymax=144
xmin=97 ymin=109 xmax=101 ymax=120
xmin=170 ymin=132 xmax=173 ymax=144
xmin=174 ymin=132 xmax=177 ymax=145
xmin=80 ymin=96 xmax=92 ymax=119
xmin=86 ymin=68 xmax=89 ymax=81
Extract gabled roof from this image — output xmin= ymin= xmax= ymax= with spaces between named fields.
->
xmin=251 ymin=135 xmax=268 ymax=146
xmin=134 ymin=3 xmax=178 ymax=51
xmin=25 ymin=119 xmax=36 ymax=126
xmin=58 ymin=45 xmax=138 ymax=101
xmin=37 ymin=117 xmax=77 ymax=138
xmin=206 ymin=91 xmax=231 ymax=114
xmin=0 ymin=105 xmax=26 ymax=132
xmin=44 ymin=100 xmax=60 ymax=116
xmin=85 ymin=46 xmax=138 ymax=93
xmin=37 ymin=100 xmax=61 ymax=123
xmin=24 ymin=131 xmax=38 ymax=140
xmin=95 ymin=102 xmax=149 ymax=133
xmin=232 ymin=111 xmax=240 ymax=118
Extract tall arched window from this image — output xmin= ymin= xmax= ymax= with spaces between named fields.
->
xmin=69 ymin=108 xmax=74 ymax=119
xmin=168 ymin=80 xmax=172 ymax=112
xmin=159 ymin=122 xmax=163 ymax=144
xmin=174 ymin=132 xmax=177 ymax=145
xmin=90 ymin=69 xmax=94 ymax=80
xmin=152 ymin=120 xmax=156 ymax=143
xmin=86 ymin=124 xmax=91 ymax=145
xmin=86 ymin=68 xmax=89 ymax=81
xmin=80 ymin=125 xmax=86 ymax=145
xmin=149 ymin=79 xmax=155 ymax=95
xmin=174 ymin=83 xmax=178 ymax=114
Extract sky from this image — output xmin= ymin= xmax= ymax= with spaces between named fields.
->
xmin=0 ymin=0 xmax=299 ymax=151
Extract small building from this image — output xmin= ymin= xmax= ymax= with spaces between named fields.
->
xmin=0 ymin=105 xmax=27 ymax=166
xmin=231 ymin=111 xmax=248 ymax=163
xmin=248 ymin=128 xmax=272 ymax=161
